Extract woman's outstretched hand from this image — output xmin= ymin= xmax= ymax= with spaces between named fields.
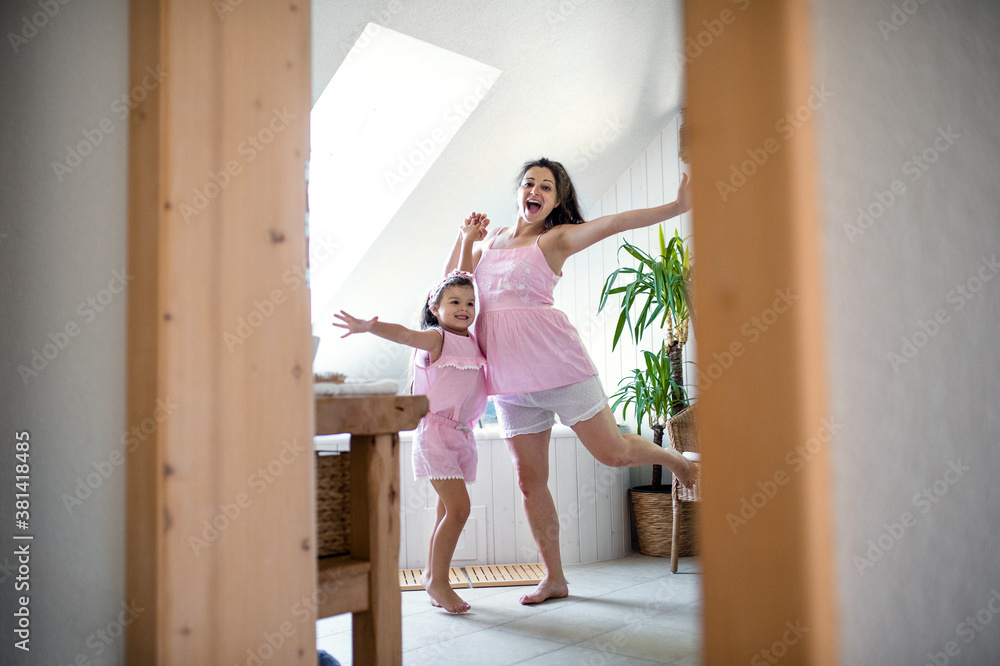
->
xmin=675 ymin=173 xmax=692 ymax=214
xmin=332 ymin=310 xmax=377 ymax=338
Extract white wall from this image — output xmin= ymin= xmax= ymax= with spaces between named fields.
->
xmin=397 ymin=426 xmax=631 ymax=569
xmin=0 ymin=2 xmax=130 ymax=664
xmin=811 ymin=1 xmax=1000 ymax=663
xmin=554 ymin=115 xmax=691 ymax=486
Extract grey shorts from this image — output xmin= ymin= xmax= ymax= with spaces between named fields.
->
xmin=492 ymin=375 xmax=608 ymax=438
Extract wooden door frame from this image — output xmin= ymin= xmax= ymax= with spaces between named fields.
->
xmin=687 ymin=0 xmax=837 ymax=663
xmin=126 ymin=0 xmax=838 ymax=663
xmin=126 ymin=2 xmax=316 ymax=663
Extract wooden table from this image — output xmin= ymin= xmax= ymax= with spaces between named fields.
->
xmin=314 ymin=394 xmax=428 ymax=666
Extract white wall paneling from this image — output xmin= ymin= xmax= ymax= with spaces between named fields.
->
xmin=396 ymin=427 xmax=630 ymax=569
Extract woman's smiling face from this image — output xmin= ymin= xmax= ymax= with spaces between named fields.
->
xmin=518 ymin=166 xmax=560 ymax=224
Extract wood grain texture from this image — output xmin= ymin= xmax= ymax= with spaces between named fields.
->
xmin=316 ymin=394 xmax=429 ymax=435
xmin=126 ymin=2 xmax=314 ymax=663
xmin=686 ymin=0 xmax=837 ymax=663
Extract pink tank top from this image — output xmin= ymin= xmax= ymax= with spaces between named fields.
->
xmin=413 ymin=328 xmax=487 ymax=428
xmin=474 ymin=232 xmax=598 ymax=395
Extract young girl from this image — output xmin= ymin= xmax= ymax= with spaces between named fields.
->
xmin=449 ymin=158 xmax=696 ymax=605
xmin=333 ymin=267 xmax=485 ymax=614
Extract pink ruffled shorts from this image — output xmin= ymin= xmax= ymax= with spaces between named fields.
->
xmin=412 ymin=411 xmax=478 ymax=482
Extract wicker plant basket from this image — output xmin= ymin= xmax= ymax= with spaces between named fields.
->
xmin=630 ymin=404 xmax=700 ymax=558
xmin=630 ymin=486 xmax=698 ymax=558
xmin=666 ymin=405 xmax=698 ymax=455
xmin=315 ymin=452 xmax=351 ymax=557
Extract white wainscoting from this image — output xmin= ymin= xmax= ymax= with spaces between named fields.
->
xmin=397 ymin=425 xmax=631 ymax=570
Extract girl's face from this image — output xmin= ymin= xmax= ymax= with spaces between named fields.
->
xmin=518 ymin=166 xmax=560 ymax=224
xmin=430 ymin=285 xmax=476 ymax=335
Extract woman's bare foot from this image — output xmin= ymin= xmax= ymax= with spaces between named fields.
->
xmin=426 ymin=581 xmax=470 ymax=614
xmin=669 ymin=449 xmax=699 ymax=489
xmin=519 ymin=576 xmax=569 ymax=605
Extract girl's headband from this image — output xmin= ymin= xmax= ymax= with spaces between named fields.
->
xmin=428 ymin=270 xmax=475 ymax=305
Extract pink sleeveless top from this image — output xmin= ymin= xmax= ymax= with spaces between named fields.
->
xmin=474 ymin=232 xmax=598 ymax=395
xmin=413 ymin=328 xmax=487 ymax=428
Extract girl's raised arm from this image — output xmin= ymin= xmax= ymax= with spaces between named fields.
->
xmin=443 ymin=212 xmax=493 ymax=274
xmin=553 ymin=174 xmax=691 ymax=260
xmin=333 ymin=310 xmax=443 ymax=356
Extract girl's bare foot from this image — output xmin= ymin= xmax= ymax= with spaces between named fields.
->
xmin=426 ymin=581 xmax=471 ymax=614
xmin=519 ymin=576 xmax=569 ymax=605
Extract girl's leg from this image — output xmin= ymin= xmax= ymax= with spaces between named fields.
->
xmin=419 ymin=495 xmax=445 ymax=589
xmin=506 ymin=430 xmax=569 ymax=605
xmin=569 ymin=406 xmax=697 ymax=487
xmin=425 ymin=478 xmax=471 ymax=613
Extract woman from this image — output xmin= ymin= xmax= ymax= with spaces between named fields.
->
xmin=448 ymin=158 xmax=696 ymax=605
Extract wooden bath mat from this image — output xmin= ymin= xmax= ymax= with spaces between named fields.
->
xmin=463 ymin=564 xmax=545 ymax=588
xmin=399 ymin=567 xmax=468 ymax=591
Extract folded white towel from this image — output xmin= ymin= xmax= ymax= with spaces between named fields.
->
xmin=314 ymin=379 xmax=400 ymax=397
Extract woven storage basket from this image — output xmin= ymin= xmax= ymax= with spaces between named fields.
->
xmin=630 ymin=486 xmax=698 ymax=558
xmin=316 ymin=452 xmax=351 ymax=557
xmin=666 ymin=405 xmax=698 ymax=455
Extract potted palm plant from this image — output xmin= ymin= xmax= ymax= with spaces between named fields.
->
xmin=598 ymin=226 xmax=695 ymax=557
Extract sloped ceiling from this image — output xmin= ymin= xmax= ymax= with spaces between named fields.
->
xmin=312 ymin=0 xmax=685 ymax=375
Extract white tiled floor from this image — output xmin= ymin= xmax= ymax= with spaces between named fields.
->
xmin=316 ymin=553 xmax=702 ymax=665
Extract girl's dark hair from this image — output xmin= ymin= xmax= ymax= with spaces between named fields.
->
xmin=420 ymin=274 xmax=475 ymax=329
xmin=516 ymin=157 xmax=584 ymax=230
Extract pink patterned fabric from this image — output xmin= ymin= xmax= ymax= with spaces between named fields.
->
xmin=412 ymin=328 xmax=487 ymax=481
xmin=475 ymin=233 xmax=599 ymax=395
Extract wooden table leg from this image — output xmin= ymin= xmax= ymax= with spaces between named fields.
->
xmin=350 ymin=433 xmax=402 ymax=665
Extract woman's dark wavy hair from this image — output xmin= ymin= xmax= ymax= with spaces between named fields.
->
xmin=516 ymin=157 xmax=584 ymax=230
xmin=420 ymin=274 xmax=475 ymax=329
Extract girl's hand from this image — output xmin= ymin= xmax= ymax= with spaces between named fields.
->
xmin=461 ymin=212 xmax=490 ymax=241
xmin=675 ymin=173 xmax=692 ymax=214
xmin=333 ymin=310 xmax=377 ymax=338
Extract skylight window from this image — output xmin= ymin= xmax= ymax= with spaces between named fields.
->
xmin=308 ymin=24 xmax=500 ymax=326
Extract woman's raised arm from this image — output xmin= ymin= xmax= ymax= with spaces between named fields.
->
xmin=551 ymin=174 xmax=691 ymax=260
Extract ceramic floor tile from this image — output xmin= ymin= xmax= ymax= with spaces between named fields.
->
xmin=402 ymin=626 xmax=565 ymax=665
xmin=316 ymin=630 xmax=352 ymax=666
xmin=515 ymin=643 xmax=666 ymax=665
xmin=578 ymin=622 xmax=698 ymax=663
xmin=494 ymin=595 xmax=636 ymax=645
xmin=315 ymin=612 xmax=351 ymax=639
xmin=401 ymin=602 xmax=520 ymax=651
xmin=316 ymin=554 xmax=703 ymax=665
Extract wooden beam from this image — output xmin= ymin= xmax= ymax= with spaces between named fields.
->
xmin=686 ymin=0 xmax=838 ymax=663
xmin=126 ymin=1 xmax=315 ymax=663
